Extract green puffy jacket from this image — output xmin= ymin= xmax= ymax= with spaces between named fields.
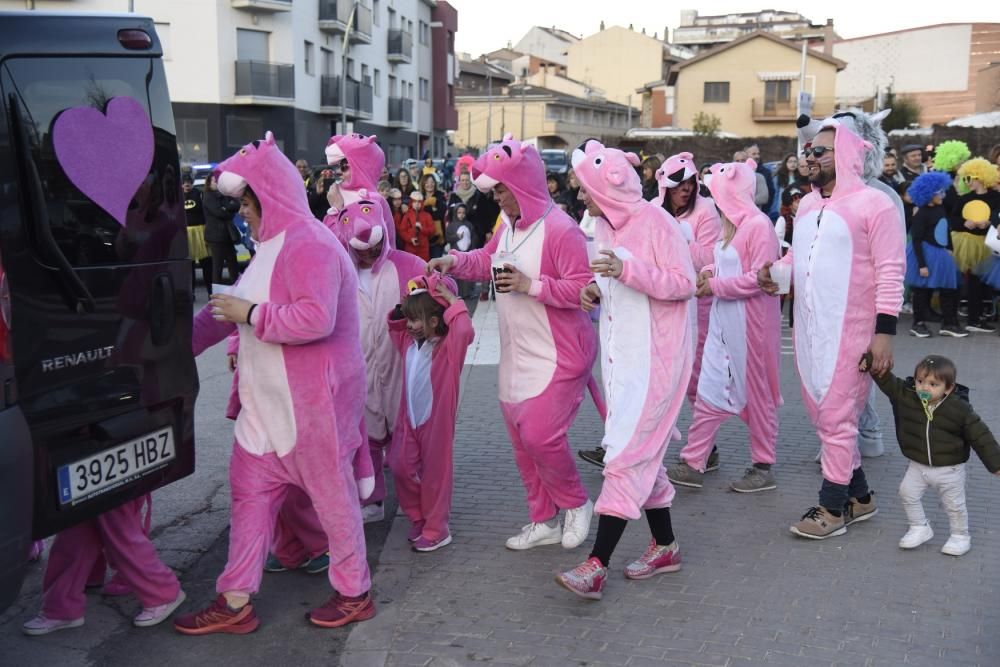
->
xmin=873 ymin=372 xmax=1000 ymax=471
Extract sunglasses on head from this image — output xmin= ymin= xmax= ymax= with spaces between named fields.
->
xmin=802 ymin=146 xmax=834 ymax=158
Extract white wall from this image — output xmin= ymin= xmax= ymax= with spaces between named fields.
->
xmin=834 ymin=24 xmax=971 ymax=99
xmin=514 ymin=26 xmax=574 ymax=66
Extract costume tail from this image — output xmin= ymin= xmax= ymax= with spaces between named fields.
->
xmin=587 ymin=375 xmax=607 ymax=421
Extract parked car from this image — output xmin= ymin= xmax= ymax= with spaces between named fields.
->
xmin=540 ymin=149 xmax=569 ymax=175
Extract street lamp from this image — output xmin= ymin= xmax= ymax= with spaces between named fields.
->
xmin=341 ymin=1 xmax=359 ymax=135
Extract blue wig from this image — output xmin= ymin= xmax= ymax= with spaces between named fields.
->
xmin=908 ymin=172 xmax=953 ymax=208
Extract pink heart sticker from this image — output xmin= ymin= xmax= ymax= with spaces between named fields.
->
xmin=53 ymin=96 xmax=154 ymax=227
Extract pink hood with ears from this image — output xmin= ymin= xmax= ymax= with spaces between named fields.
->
xmin=214 ymin=131 xmax=315 ymax=243
xmin=570 ymin=139 xmax=644 ymax=229
xmin=469 ymin=133 xmax=551 ymax=227
xmin=327 ymin=190 xmax=392 ymax=270
xmin=404 ymin=272 xmax=459 ymax=309
xmin=655 ymin=151 xmax=699 ymax=205
xmin=325 ymin=133 xmax=385 ymax=192
xmin=817 ymin=118 xmax=871 ymax=199
xmin=706 ymin=159 xmax=759 ymax=228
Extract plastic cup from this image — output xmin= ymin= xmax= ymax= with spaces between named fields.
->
xmin=770 ymin=263 xmax=791 ymax=295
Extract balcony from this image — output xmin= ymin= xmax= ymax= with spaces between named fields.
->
xmin=318 ymin=0 xmax=373 ymax=44
xmin=387 ymin=29 xmax=413 ymax=64
xmin=231 ymin=0 xmax=291 ymax=12
xmin=751 ymin=96 xmax=835 ymax=121
xmin=388 ymin=97 xmax=413 ymax=128
xmin=235 ymin=61 xmax=294 ymax=104
xmin=320 ymin=76 xmax=373 ymax=119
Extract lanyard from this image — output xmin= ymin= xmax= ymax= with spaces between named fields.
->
xmin=504 ymin=201 xmax=554 ymax=255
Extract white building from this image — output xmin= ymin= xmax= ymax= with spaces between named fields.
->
xmin=513 ymin=26 xmax=579 ymax=67
xmin=0 ymin=0 xmax=453 ymax=167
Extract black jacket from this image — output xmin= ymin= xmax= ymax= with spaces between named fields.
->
xmin=202 ymin=189 xmax=240 ymax=244
xmin=873 ymin=371 xmax=1000 ymax=471
xmin=184 ymin=189 xmax=204 ymax=227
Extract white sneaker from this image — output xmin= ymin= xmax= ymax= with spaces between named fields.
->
xmin=561 ymin=499 xmax=594 ymax=549
xmin=898 ymin=524 xmax=934 ymax=549
xmin=361 ymin=503 xmax=384 ymax=524
xmin=941 ymin=534 xmax=971 ymax=556
xmin=505 ymin=521 xmax=562 ymax=550
xmin=133 ymin=589 xmax=186 ymax=627
xmin=22 ymin=614 xmax=84 ymax=636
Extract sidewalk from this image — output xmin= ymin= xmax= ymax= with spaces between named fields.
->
xmin=341 ymin=303 xmax=1000 ymax=667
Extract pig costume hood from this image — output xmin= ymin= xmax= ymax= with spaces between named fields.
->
xmin=707 ymin=159 xmax=763 ymax=228
xmin=654 ymin=151 xmax=700 ymax=206
xmin=470 ymin=133 xmax=552 ymax=227
xmin=570 ymin=139 xmax=645 ymax=228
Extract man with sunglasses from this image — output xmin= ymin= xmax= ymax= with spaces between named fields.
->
xmin=758 ymin=119 xmax=905 ymax=540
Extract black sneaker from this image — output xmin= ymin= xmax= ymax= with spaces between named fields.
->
xmin=939 ymin=324 xmax=969 ymax=338
xmin=578 ymin=446 xmax=605 ymax=469
xmin=705 ymin=448 xmax=720 ymax=472
xmin=965 ymin=320 xmax=997 ymax=334
xmin=909 ymin=322 xmax=932 ymax=338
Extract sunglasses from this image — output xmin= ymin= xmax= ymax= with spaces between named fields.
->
xmin=802 ymin=146 xmax=834 ymax=158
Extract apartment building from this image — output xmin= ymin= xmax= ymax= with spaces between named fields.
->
xmin=2 ymin=0 xmax=456 ymax=166
xmin=673 ymin=9 xmax=836 ymax=53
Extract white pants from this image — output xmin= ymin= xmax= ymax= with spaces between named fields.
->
xmin=898 ymin=460 xmax=968 ymax=536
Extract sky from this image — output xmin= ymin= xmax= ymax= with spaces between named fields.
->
xmin=446 ymin=0 xmax=1000 ymax=56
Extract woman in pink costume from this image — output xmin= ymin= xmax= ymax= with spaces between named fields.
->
xmin=388 ymin=274 xmax=474 ymax=552
xmin=174 ymin=132 xmax=373 ymax=635
xmin=667 ymin=159 xmax=783 ymax=494
xmin=324 ymin=133 xmax=396 ymax=248
xmin=428 ymin=134 xmax=598 ymax=551
xmin=760 ymin=120 xmax=905 ymax=539
xmin=555 ymin=140 xmax=695 ymax=600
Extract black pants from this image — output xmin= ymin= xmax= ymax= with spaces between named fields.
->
xmin=912 ymin=287 xmax=958 ymax=326
xmin=964 ymin=273 xmax=989 ymax=323
xmin=209 ymin=242 xmax=241 ymax=285
xmin=191 ymin=258 xmax=212 ymax=298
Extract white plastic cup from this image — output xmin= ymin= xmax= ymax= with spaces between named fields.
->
xmin=770 ymin=263 xmax=791 ymax=295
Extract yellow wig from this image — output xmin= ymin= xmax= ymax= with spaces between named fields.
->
xmin=958 ymin=158 xmax=999 ymax=189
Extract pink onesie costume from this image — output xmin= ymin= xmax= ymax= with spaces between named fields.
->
xmin=573 ymin=141 xmax=696 ymax=519
xmin=192 ymin=132 xmax=370 ymax=598
xmin=270 ymin=196 xmax=427 ymax=565
xmin=774 ymin=120 xmax=904 ymax=498
xmin=655 ymin=153 xmax=722 ymax=404
xmin=679 ymin=160 xmax=783 ymax=472
xmin=449 ymin=134 xmax=597 ymax=523
xmin=388 ymin=274 xmax=475 ymax=542
xmin=323 ymin=133 xmax=396 ymax=248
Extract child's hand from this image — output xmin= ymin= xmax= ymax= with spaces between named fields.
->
xmin=434 ymin=281 xmax=458 ymax=305
xmin=919 ymin=267 xmax=929 ymax=278
xmin=227 ymin=354 xmax=238 ymax=372
xmin=580 ymin=282 xmax=601 ymax=312
xmin=390 ymin=304 xmax=405 ymax=321
xmin=858 ymin=351 xmax=873 ymax=373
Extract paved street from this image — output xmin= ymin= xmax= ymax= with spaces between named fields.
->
xmin=2 ymin=299 xmax=1000 ymax=666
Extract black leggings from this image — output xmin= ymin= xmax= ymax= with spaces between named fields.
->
xmin=589 ymin=508 xmax=675 ymax=567
xmin=912 ymin=287 xmax=958 ymax=326
xmin=209 ymin=242 xmax=241 ymax=285
xmin=191 ymin=258 xmax=212 ymax=297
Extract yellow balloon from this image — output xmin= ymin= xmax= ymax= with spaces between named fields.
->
xmin=962 ymin=199 xmax=990 ymax=224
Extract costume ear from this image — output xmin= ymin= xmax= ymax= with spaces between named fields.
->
xmin=746 ymin=158 xmax=757 ymax=171
xmin=680 ymin=151 xmax=694 ymax=160
xmin=518 ymin=142 xmax=529 ymax=154
xmin=624 ymin=152 xmax=641 ymax=166
xmin=724 ymin=166 xmax=736 ymax=180
xmin=607 ymin=168 xmax=625 ymax=186
xmin=585 ymin=140 xmax=601 ymax=154
xmin=871 ymin=109 xmax=891 ymax=123
xmin=357 ymin=188 xmax=369 ymax=199
xmin=364 ymin=135 xmax=375 ymax=144
xmin=265 ymin=131 xmax=275 ymax=145
xmin=503 ymin=132 xmax=514 ymax=141
xmin=862 ymin=140 xmax=873 ymax=152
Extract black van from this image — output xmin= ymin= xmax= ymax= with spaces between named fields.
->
xmin=0 ymin=12 xmax=198 ymax=611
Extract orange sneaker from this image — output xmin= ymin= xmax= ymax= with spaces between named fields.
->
xmin=307 ymin=592 xmax=376 ymax=628
xmin=173 ymin=595 xmax=260 ymax=636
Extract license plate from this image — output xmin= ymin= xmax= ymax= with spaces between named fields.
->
xmin=57 ymin=427 xmax=175 ymax=505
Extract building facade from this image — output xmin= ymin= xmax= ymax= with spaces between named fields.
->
xmin=673 ymin=31 xmax=843 ymax=138
xmin=833 ymin=23 xmax=1000 ymax=126
xmin=513 ymin=26 xmax=579 ymax=67
xmin=3 ymin=0 xmax=457 ymax=167
xmin=674 ymin=9 xmax=836 ymax=53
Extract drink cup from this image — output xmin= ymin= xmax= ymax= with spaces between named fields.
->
xmin=770 ymin=263 xmax=791 ymax=295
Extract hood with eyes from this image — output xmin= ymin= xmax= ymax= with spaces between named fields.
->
xmin=330 ymin=190 xmax=391 ymax=269
xmin=469 ymin=133 xmax=551 ymax=226
xmin=655 ymin=151 xmax=700 ymax=206
xmin=706 ymin=159 xmax=760 ymax=227
xmin=570 ymin=139 xmax=644 ymax=228
xmin=324 ymin=133 xmax=385 ymax=191
xmin=214 ymin=131 xmax=313 ymax=242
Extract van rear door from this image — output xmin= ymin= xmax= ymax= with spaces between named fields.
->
xmin=0 ymin=15 xmax=198 ymax=548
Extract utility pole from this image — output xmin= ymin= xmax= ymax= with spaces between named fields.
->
xmin=341 ymin=1 xmax=359 ymax=136
xmin=467 ymin=111 xmax=471 ymax=147
xmin=486 ymin=68 xmax=493 ymax=144
xmin=501 ymin=106 xmax=505 ymax=136
xmin=520 ymin=69 xmax=527 ymax=139
xmin=627 ymin=94 xmax=632 ymax=128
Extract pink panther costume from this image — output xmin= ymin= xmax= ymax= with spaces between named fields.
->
xmin=449 ymin=135 xmax=597 ymax=528
xmin=655 ymin=152 xmax=722 ymax=404
xmin=324 ymin=133 xmax=396 ymax=248
xmin=679 ymin=159 xmax=782 ymax=474
xmin=193 ymin=132 xmax=370 ymax=598
xmin=574 ymin=140 xmax=696 ymax=519
xmin=773 ymin=119 xmax=904 ymax=514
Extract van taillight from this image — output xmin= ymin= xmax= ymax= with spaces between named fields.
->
xmin=118 ymin=29 xmax=152 ymax=50
xmin=0 ymin=268 xmax=9 ymax=364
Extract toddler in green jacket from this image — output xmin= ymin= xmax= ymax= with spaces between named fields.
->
xmin=868 ymin=354 xmax=1000 ymax=556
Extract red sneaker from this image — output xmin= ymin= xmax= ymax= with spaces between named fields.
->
xmin=307 ymin=592 xmax=376 ymax=628
xmin=173 ymin=595 xmax=260 ymax=636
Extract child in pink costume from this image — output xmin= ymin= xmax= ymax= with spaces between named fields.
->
xmin=323 ymin=133 xmax=396 ymax=248
xmin=429 ymin=134 xmax=598 ymax=551
xmin=22 ymin=495 xmax=184 ymax=635
xmin=555 ymin=141 xmax=695 ymax=600
xmin=388 ymin=274 xmax=474 ymax=552
xmin=667 ymin=159 xmax=783 ymax=493
xmin=655 ymin=152 xmax=722 ymax=405
xmin=269 ymin=195 xmax=427 ymax=567
xmin=762 ymin=119 xmax=904 ymax=539
xmin=174 ymin=132 xmax=373 ymax=635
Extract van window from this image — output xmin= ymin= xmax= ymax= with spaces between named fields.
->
xmin=1 ymin=57 xmax=185 ymax=267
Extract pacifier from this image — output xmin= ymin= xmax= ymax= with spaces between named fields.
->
xmin=917 ymin=390 xmax=932 ymax=402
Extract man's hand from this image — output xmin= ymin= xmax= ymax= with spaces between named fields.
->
xmin=919 ymin=267 xmax=929 ymax=278
xmin=758 ymin=261 xmax=778 ymax=295
xmin=695 ymin=270 xmax=714 ymax=297
xmin=210 ymin=294 xmax=253 ymax=325
xmin=427 ymin=255 xmax=456 ymax=275
xmin=590 ymin=249 xmax=623 ymax=278
xmin=494 ymin=263 xmax=531 ymax=294
xmin=434 ymin=281 xmax=458 ymax=305
xmin=580 ymin=283 xmax=601 ymax=312
xmin=326 ymin=182 xmax=344 ymax=210
xmin=867 ymin=333 xmax=893 ymax=378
